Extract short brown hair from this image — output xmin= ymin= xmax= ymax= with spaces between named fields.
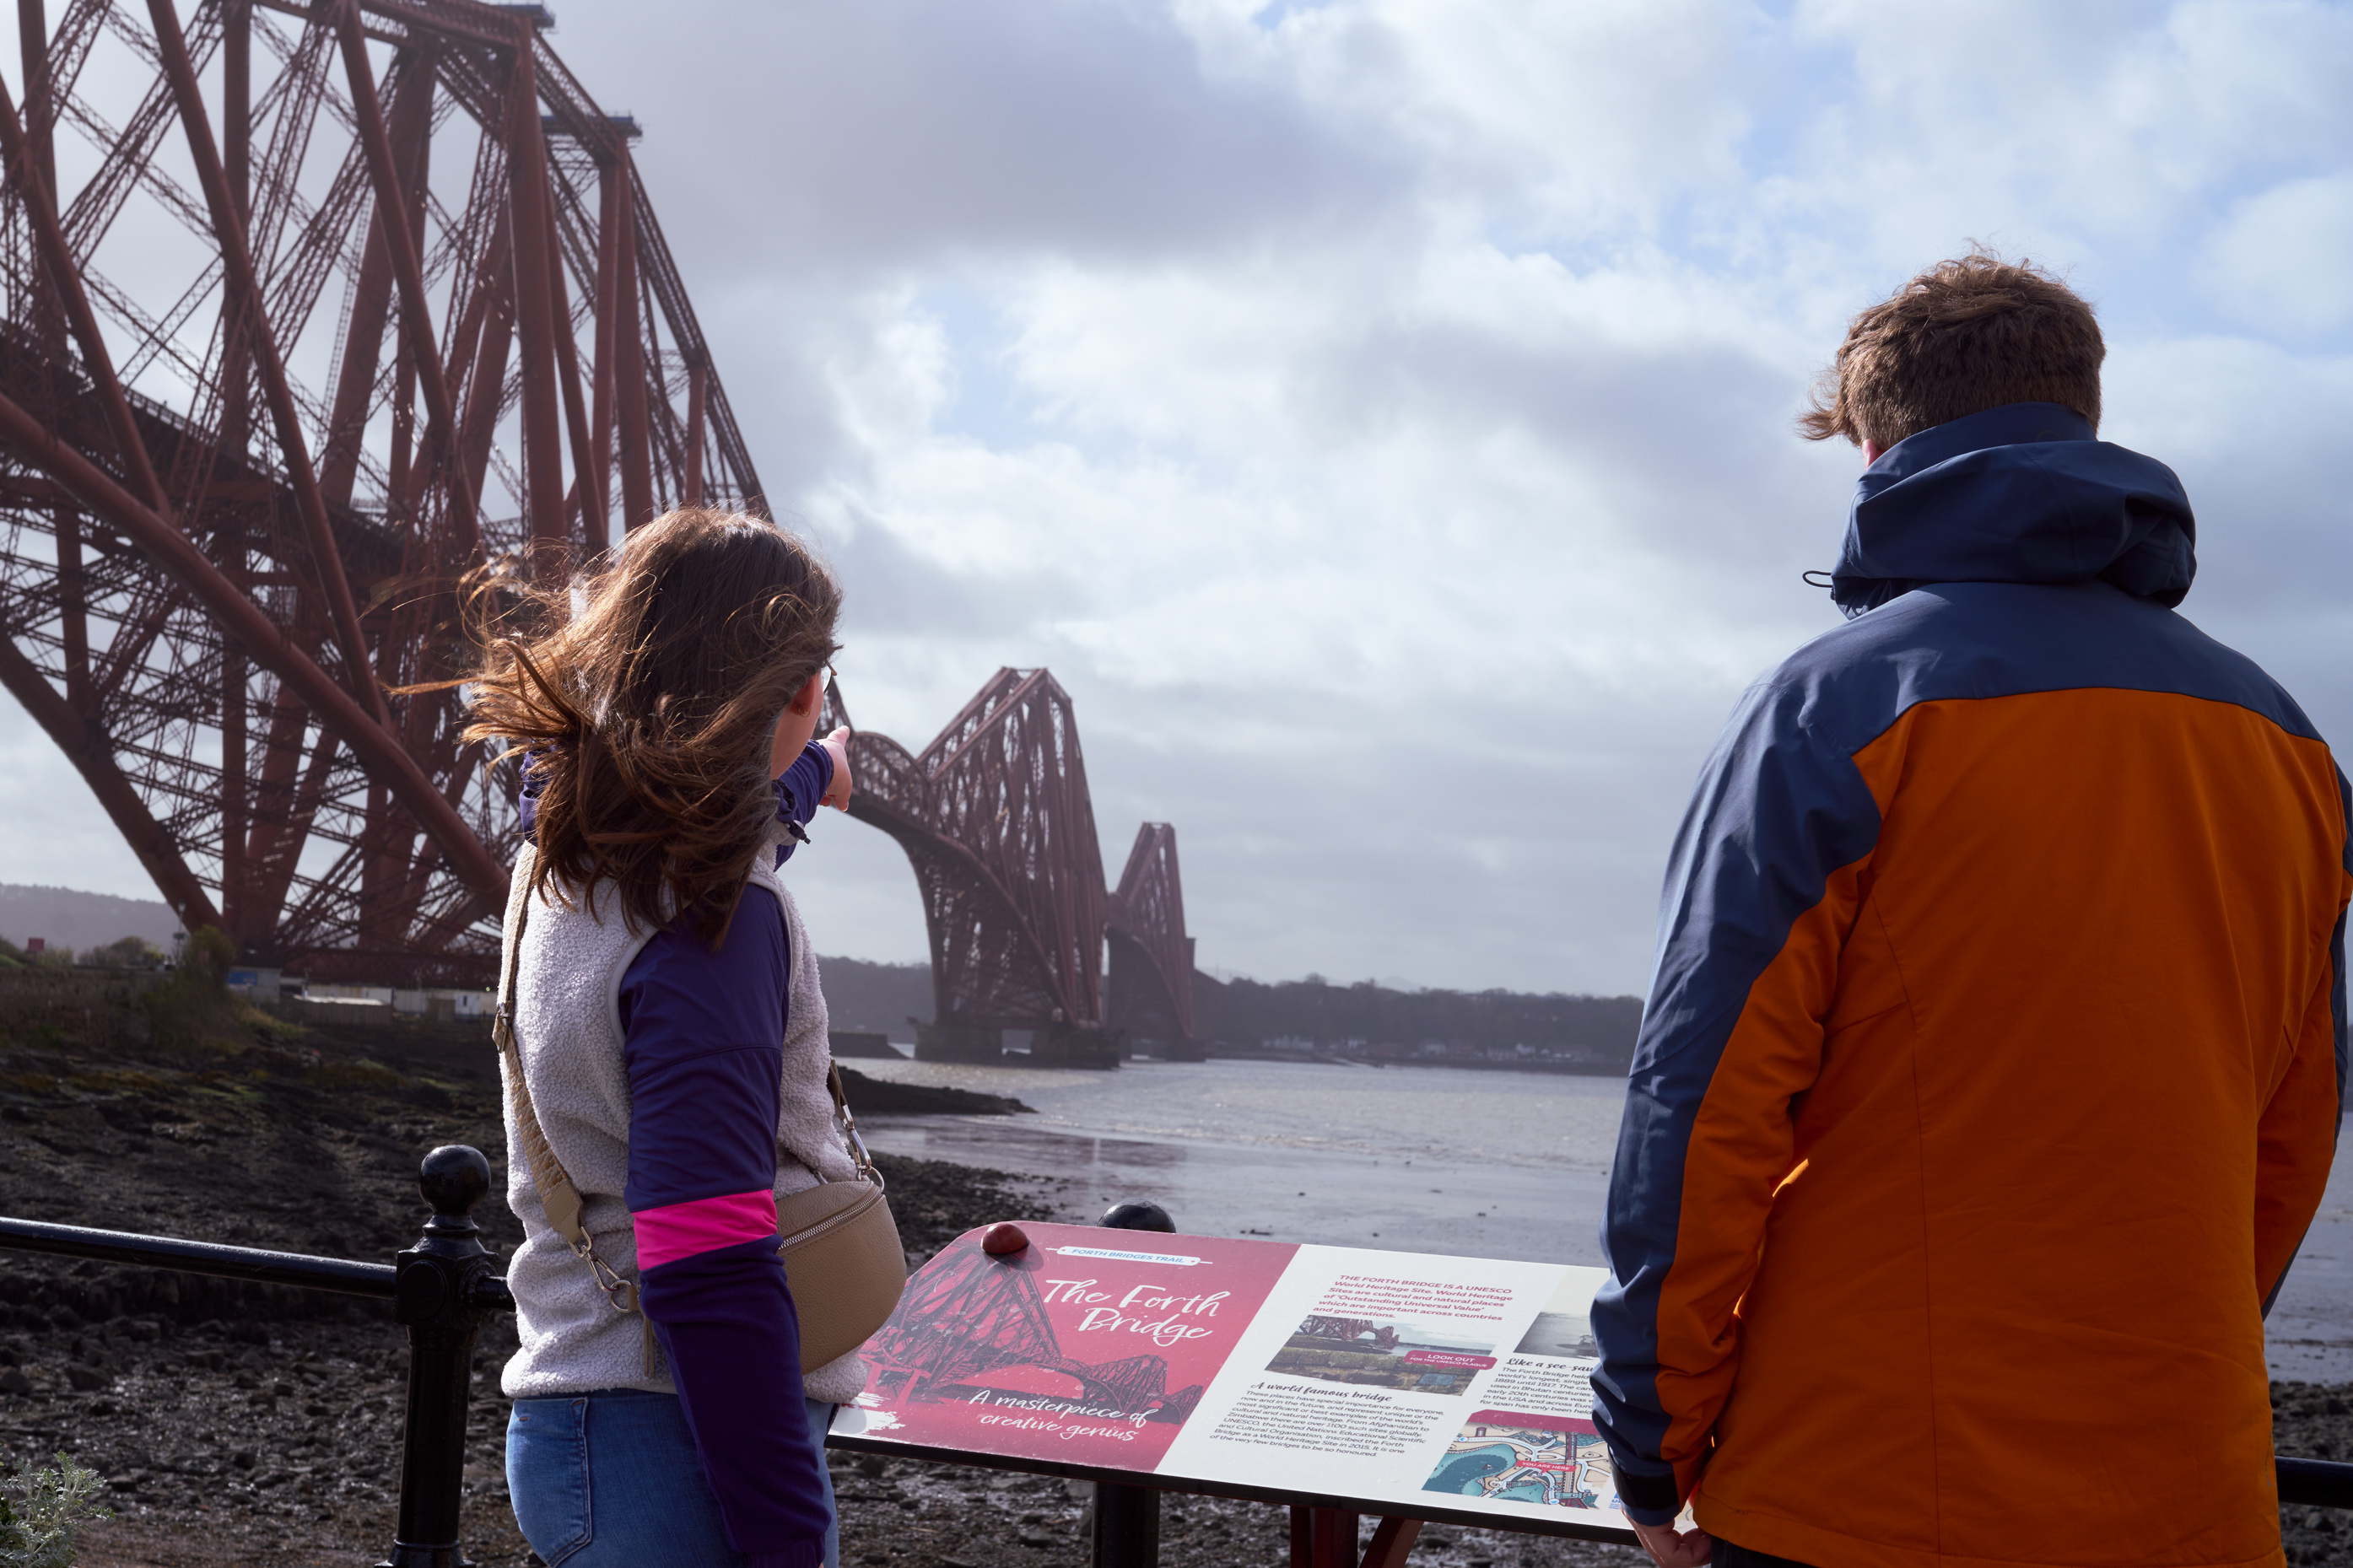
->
xmin=459 ymin=509 xmax=842 ymax=944
xmin=1800 ymin=249 xmax=2103 ymax=450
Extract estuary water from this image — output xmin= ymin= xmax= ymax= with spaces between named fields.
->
xmin=851 ymin=1056 xmax=2353 ymax=1382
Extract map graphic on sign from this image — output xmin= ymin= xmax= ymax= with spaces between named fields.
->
xmin=838 ymin=1223 xmax=1629 ymax=1539
xmin=1422 ymin=1410 xmax=1616 ymax=1511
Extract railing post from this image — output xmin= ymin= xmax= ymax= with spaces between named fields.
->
xmin=1092 ymin=1199 xmax=1174 ymax=1568
xmin=380 ymin=1145 xmax=505 ymax=1568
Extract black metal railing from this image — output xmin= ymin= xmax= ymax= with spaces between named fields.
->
xmin=0 ymin=1144 xmax=510 ymax=1568
xmin=2281 ymin=1455 xmax=2353 ymax=1510
xmin=0 ymin=1157 xmax=2346 ymax=1568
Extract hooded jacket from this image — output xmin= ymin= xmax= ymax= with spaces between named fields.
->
xmin=1590 ymin=404 xmax=2350 ymax=1568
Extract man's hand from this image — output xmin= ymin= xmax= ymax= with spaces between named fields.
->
xmin=1631 ymin=1517 xmax=1712 ymax=1568
xmin=820 ymin=726 xmax=854 ymax=810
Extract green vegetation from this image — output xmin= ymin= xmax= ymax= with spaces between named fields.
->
xmin=0 ymin=1454 xmax=112 ymax=1567
xmin=77 ymin=935 xmax=166 ymax=968
xmin=133 ymin=924 xmax=299 ymax=1053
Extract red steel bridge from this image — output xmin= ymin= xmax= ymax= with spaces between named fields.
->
xmin=0 ymin=0 xmax=757 ymax=983
xmin=828 ymin=668 xmax=1201 ymax=1059
xmin=0 ymin=0 xmax=1204 ymax=1041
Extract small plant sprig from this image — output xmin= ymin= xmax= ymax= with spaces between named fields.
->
xmin=0 ymin=1453 xmax=113 ymax=1568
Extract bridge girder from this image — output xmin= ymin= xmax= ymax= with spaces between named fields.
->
xmin=832 ymin=668 xmax=1198 ymax=1041
xmin=0 ymin=0 xmax=761 ymax=982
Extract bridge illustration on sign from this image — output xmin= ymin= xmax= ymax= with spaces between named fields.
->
xmin=865 ymin=1237 xmax=1205 ymax=1425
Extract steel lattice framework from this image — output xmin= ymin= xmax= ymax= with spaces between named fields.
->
xmin=0 ymin=0 xmax=761 ymax=983
xmin=1105 ymin=822 xmax=1194 ymax=1042
xmin=831 ymin=667 xmax=1197 ymax=1042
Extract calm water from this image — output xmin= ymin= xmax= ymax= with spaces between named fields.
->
xmin=853 ymin=1056 xmax=2353 ymax=1382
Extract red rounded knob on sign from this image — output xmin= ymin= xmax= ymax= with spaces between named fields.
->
xmin=981 ymin=1222 xmax=1030 ymax=1255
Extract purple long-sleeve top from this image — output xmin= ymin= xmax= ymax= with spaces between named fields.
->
xmin=520 ymin=742 xmax=837 ymax=1568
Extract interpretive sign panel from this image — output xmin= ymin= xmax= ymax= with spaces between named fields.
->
xmin=831 ymin=1222 xmax=1635 ymax=1541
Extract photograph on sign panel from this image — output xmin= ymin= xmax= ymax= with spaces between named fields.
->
xmin=1422 ymin=1410 xmax=1618 ymax=1511
xmin=1511 ymin=1272 xmax=1600 ymax=1359
xmin=1265 ymin=1312 xmax=1498 ymax=1393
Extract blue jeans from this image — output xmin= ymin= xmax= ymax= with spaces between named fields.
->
xmin=1713 ymin=1543 xmax=1816 ymax=1568
xmin=507 ymin=1388 xmax=839 ymax=1567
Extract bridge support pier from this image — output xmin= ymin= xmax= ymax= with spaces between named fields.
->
xmin=913 ymin=1023 xmax=1002 ymax=1062
xmin=1031 ymin=1024 xmax=1123 ymax=1070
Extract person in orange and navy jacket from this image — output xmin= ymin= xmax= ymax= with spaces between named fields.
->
xmin=1591 ymin=251 xmax=2349 ymax=1568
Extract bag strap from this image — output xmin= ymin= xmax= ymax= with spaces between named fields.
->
xmin=497 ymin=854 xmax=877 ymax=1376
xmin=825 ymin=1060 xmax=882 ymax=1188
xmin=494 ymin=859 xmax=648 ymax=1349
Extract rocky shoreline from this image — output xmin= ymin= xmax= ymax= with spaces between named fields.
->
xmin=0 ymin=1000 xmax=2340 ymax=1566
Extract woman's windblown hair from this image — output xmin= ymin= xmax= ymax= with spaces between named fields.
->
xmin=456 ymin=509 xmax=841 ymax=944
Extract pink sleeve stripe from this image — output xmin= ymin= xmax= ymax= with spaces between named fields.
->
xmin=633 ymin=1189 xmax=780 ymax=1270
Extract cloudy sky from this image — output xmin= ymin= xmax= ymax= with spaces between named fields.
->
xmin=7 ymin=0 xmax=2351 ymax=995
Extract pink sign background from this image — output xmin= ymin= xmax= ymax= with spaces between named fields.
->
xmin=856 ymin=1224 xmax=1299 ymax=1469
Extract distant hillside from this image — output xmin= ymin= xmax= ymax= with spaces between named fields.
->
xmin=1201 ymin=973 xmax=1643 ymax=1065
xmin=0 ymin=884 xmax=180 ymax=955
xmin=2 ymin=883 xmax=934 ymax=1033
xmin=812 ymin=959 xmax=1645 ymax=1065
xmin=0 ymin=886 xmax=1635 ymax=1064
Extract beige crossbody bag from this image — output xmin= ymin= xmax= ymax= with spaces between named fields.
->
xmin=493 ymin=870 xmax=909 ymax=1375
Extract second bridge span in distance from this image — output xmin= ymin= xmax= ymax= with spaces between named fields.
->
xmin=826 ymin=667 xmax=1203 ymax=1068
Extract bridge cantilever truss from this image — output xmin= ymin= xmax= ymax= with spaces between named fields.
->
xmin=1104 ymin=821 xmax=1195 ymax=1042
xmin=0 ymin=0 xmax=759 ymax=982
xmin=830 ymin=667 xmax=1198 ymax=1045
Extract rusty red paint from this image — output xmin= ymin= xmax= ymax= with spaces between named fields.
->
xmin=0 ymin=1 xmax=764 ymax=982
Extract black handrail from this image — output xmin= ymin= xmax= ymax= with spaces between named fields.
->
xmin=0 ymin=1144 xmax=511 ymax=1568
xmin=2280 ymin=1455 xmax=2353 ymax=1510
xmin=0 ymin=1214 xmax=397 ymax=1296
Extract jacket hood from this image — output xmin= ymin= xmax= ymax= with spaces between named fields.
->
xmin=1830 ymin=402 xmax=2196 ymax=615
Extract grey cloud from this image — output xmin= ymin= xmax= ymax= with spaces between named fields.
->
xmin=1061 ymin=678 xmax=1727 ymax=994
xmin=1292 ymin=307 xmax=1833 ymax=573
xmin=818 ymin=504 xmax=1094 ymax=645
xmin=559 ymin=0 xmax=1406 ymax=272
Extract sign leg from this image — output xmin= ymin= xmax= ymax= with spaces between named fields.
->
xmin=1292 ymin=1505 xmax=1312 ymax=1568
xmin=1310 ymin=1507 xmax=1361 ymax=1568
xmin=1092 ymin=1479 xmax=1159 ymax=1567
xmin=1361 ymin=1516 xmax=1423 ymax=1568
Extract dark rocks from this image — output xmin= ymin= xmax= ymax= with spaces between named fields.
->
xmin=0 ymin=1009 xmax=1077 ymax=1565
xmin=2275 ymin=1382 xmax=2353 ymax=1565
xmin=834 ymin=1066 xmax=1033 ymax=1117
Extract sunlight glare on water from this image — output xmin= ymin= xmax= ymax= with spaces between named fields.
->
xmin=855 ymin=1058 xmax=1624 ymax=1267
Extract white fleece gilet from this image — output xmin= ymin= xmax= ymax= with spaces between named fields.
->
xmin=496 ymin=836 xmax=869 ymax=1404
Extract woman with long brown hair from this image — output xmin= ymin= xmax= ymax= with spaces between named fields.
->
xmin=467 ymin=509 xmax=857 ymax=1568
